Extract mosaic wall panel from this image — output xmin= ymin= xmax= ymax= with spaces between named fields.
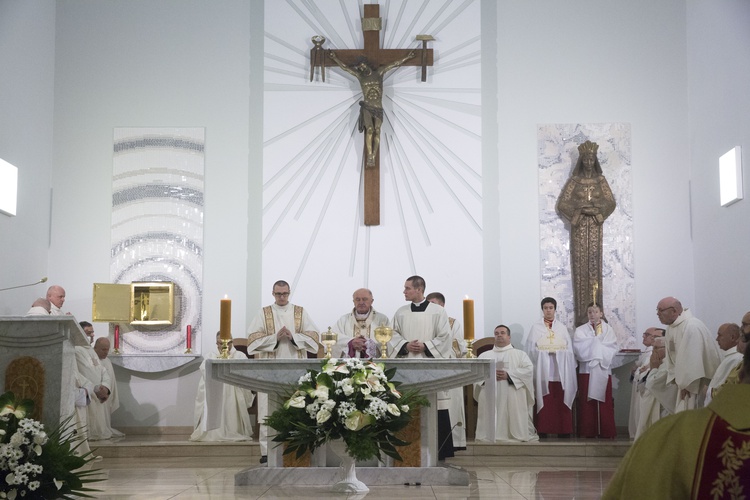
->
xmin=537 ymin=123 xmax=636 ymax=348
xmin=111 ymin=128 xmax=204 ymax=357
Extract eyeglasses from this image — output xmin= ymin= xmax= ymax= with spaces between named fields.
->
xmin=656 ymin=306 xmax=675 ymax=314
xmin=273 ymin=292 xmax=290 ymax=297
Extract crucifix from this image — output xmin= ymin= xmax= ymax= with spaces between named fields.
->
xmin=310 ymin=4 xmax=434 ymax=226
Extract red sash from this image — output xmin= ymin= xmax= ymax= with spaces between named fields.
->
xmin=692 ymin=413 xmax=750 ymax=499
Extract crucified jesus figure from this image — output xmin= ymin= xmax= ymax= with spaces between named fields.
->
xmin=328 ymin=49 xmax=416 ymax=167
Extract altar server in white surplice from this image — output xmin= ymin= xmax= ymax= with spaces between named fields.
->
xmin=88 ymin=338 xmax=125 ymax=440
xmin=333 ymin=288 xmax=390 ymax=359
xmin=475 ymin=325 xmax=538 ymax=443
xmin=389 ymin=276 xmax=453 ymax=459
xmin=246 ymin=280 xmax=319 ymax=461
xmin=426 ymin=291 xmax=467 ymax=450
xmin=190 ymin=334 xmax=255 ymax=442
xmin=572 ymin=303 xmax=618 ymax=439
xmin=525 ymin=297 xmax=577 ymax=436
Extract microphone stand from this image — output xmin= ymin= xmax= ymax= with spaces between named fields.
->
xmin=0 ymin=277 xmax=48 ymax=292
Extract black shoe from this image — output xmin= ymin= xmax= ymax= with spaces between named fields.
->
xmin=259 ymin=455 xmax=267 ymax=464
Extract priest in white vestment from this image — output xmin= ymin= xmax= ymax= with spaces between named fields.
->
xmin=637 ymin=337 xmax=677 ymax=438
xmin=333 ymin=288 xmax=390 ymax=359
xmin=524 ymin=297 xmax=577 ymax=436
xmin=246 ymin=280 xmax=319 ymax=461
xmin=191 ymin=335 xmax=255 ymax=442
xmin=25 ymin=298 xmax=51 ymax=316
xmin=656 ymin=297 xmax=721 ymax=411
xmin=426 ymin=292 xmax=467 ymax=450
xmin=390 ymin=276 xmax=453 ymax=459
xmin=87 ymin=338 xmax=124 ymax=440
xmin=46 ymin=285 xmax=66 ymax=316
xmin=705 ymin=322 xmax=743 ymax=405
xmin=628 ymin=327 xmax=663 ymax=438
xmin=474 ymin=325 xmax=538 ymax=443
xmin=74 ymin=321 xmax=110 ymax=457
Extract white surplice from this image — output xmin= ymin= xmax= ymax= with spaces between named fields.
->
xmin=525 ymin=319 xmax=577 ymax=411
xmin=628 ymin=347 xmax=652 ymax=438
xmin=572 ymin=321 xmax=618 ymax=402
xmin=447 ymin=317 xmax=467 ymax=448
xmin=474 ymin=345 xmax=538 ymax=443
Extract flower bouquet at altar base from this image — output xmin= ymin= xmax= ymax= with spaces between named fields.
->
xmin=266 ymin=358 xmax=429 ymax=462
xmin=0 ymin=392 xmax=102 ymax=500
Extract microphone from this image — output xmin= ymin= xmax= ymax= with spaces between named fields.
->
xmin=0 ymin=277 xmax=48 ymax=292
xmin=438 ymin=421 xmax=462 ymax=455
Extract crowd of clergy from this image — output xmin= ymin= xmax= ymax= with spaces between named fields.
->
xmin=26 ymin=281 xmax=750 ymax=488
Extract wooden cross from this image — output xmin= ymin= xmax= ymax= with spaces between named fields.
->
xmin=314 ymin=4 xmax=433 ymax=226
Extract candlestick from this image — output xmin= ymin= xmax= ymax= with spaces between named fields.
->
xmin=185 ymin=324 xmax=192 ymax=354
xmin=463 ymin=297 xmax=475 ymax=340
xmin=220 ymin=296 xmax=231 ymax=341
xmin=113 ymin=324 xmax=120 ymax=354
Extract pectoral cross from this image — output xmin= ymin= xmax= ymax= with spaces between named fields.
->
xmin=311 ymin=4 xmax=433 ymax=226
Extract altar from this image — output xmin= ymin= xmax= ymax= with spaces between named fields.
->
xmin=205 ymin=358 xmax=495 ymax=486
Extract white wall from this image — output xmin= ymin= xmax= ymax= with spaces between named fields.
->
xmin=687 ymin=0 xmax=750 ymax=330
xmin=49 ymin=0 xmax=253 ymax=426
xmin=0 ymin=0 xmax=56 ymax=313
xmin=4 ymin=0 xmax=738 ymax=429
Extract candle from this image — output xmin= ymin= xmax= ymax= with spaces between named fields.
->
xmin=114 ymin=324 xmax=120 ymax=350
xmin=463 ymin=297 xmax=474 ymax=340
xmin=186 ymin=324 xmax=192 ymax=350
xmin=220 ymin=296 xmax=232 ymax=340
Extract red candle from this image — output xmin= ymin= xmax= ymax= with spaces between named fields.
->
xmin=114 ymin=324 xmax=120 ymax=349
xmin=186 ymin=324 xmax=192 ymax=350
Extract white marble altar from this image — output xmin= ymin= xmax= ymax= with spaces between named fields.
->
xmin=0 ymin=316 xmax=90 ymax=427
xmin=205 ymin=358 xmax=494 ymax=486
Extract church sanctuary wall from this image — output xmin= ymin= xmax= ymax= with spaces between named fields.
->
xmin=4 ymin=0 xmax=699 ymax=430
xmin=686 ymin=1 xmax=750 ymax=330
xmin=47 ymin=0 xmax=254 ymax=428
xmin=0 ymin=0 xmax=56 ymax=314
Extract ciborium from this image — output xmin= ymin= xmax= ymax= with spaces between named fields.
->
xmin=321 ymin=327 xmax=338 ymax=359
xmin=374 ymin=325 xmax=393 ymax=359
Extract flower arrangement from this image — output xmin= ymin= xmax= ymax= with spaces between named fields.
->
xmin=0 ymin=392 xmax=102 ymax=499
xmin=266 ymin=358 xmax=428 ymax=462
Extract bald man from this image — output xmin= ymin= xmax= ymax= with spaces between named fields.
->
xmin=628 ymin=327 xmax=664 ymax=438
xmin=46 ymin=285 xmax=66 ymax=315
xmin=705 ymin=323 xmax=743 ymax=405
xmin=334 ymin=288 xmax=391 ymax=358
xmin=88 ymin=337 xmax=124 ymax=440
xmin=656 ymin=297 xmax=720 ymax=411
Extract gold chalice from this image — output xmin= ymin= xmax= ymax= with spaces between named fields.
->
xmin=374 ymin=326 xmax=393 ymax=359
xmin=321 ymin=327 xmax=338 ymax=359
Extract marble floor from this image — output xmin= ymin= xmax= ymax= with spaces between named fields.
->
xmin=84 ymin=438 xmax=625 ymax=499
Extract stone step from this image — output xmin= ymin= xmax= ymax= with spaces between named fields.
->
xmin=91 ymin=436 xmax=631 ymax=459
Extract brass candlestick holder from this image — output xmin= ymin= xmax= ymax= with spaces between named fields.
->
xmin=218 ymin=338 xmax=231 ymax=359
xmin=321 ymin=327 xmax=338 ymax=359
xmin=374 ymin=326 xmax=393 ymax=359
xmin=465 ymin=339 xmax=476 ymax=358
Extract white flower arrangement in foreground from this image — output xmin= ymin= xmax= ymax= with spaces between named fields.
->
xmin=266 ymin=358 xmax=428 ymax=462
xmin=0 ymin=392 xmax=101 ymax=500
